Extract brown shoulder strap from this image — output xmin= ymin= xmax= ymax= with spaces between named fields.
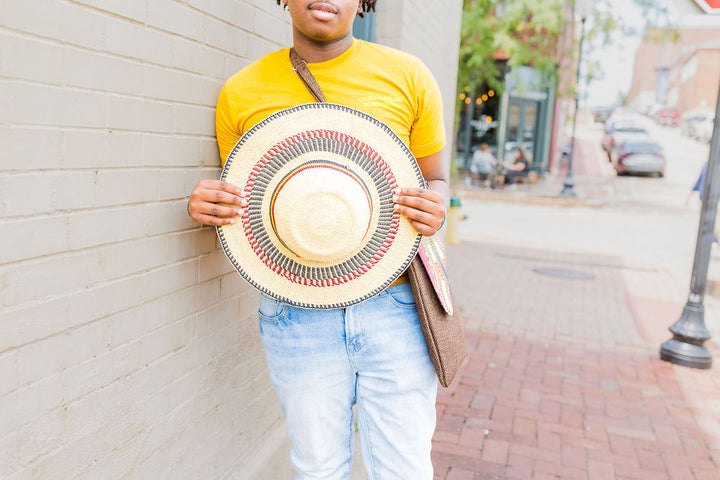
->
xmin=289 ymin=48 xmax=327 ymax=103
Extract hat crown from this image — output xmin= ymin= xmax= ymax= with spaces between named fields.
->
xmin=271 ymin=165 xmax=371 ymax=263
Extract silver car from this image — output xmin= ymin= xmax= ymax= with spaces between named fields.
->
xmin=611 ymin=138 xmax=666 ymax=177
xmin=601 ymin=118 xmax=646 ymax=155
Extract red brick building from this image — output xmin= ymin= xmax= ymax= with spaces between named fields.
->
xmin=666 ymin=39 xmax=720 ymax=112
xmin=627 ymin=1 xmax=720 ymax=113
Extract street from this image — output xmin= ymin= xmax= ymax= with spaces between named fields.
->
xmin=455 ymin=113 xmax=718 ymax=339
xmin=430 ymin=114 xmax=720 ymax=479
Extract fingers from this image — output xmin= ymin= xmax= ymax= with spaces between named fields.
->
xmin=393 ymin=187 xmax=446 ymax=236
xmin=188 ymin=179 xmax=247 ymax=226
xmin=393 ymin=187 xmax=446 ymax=216
xmin=191 ymin=211 xmax=241 ymax=226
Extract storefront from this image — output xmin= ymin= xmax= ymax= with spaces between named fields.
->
xmin=456 ymin=65 xmax=555 ymax=174
xmin=496 ymin=66 xmax=556 ymax=173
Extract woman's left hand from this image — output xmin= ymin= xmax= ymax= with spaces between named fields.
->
xmin=393 ymin=187 xmax=446 ymax=236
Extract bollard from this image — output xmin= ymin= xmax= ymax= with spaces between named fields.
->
xmin=445 ymin=194 xmax=462 ymax=245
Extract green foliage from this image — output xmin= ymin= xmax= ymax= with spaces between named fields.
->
xmin=493 ymin=0 xmax=566 ymax=73
xmin=457 ymin=0 xmax=501 ymax=95
xmin=457 ymin=0 xmax=568 ymax=102
xmin=457 ymin=0 xmax=672 ymax=106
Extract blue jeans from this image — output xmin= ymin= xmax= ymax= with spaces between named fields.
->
xmin=258 ymin=283 xmax=438 ymax=479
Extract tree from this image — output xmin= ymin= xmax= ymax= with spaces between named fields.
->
xmin=457 ymin=0 xmax=670 ymax=105
xmin=457 ymin=0 xmax=567 ymax=104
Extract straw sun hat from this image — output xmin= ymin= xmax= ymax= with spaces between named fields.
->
xmin=217 ymin=103 xmax=425 ymax=309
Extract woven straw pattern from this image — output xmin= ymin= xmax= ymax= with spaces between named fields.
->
xmin=270 ymin=162 xmax=372 ymax=262
xmin=217 ymin=103 xmax=424 ymax=309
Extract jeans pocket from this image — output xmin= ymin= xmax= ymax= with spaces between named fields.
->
xmin=258 ymin=294 xmax=288 ymax=323
xmin=386 ymin=285 xmax=417 ymax=309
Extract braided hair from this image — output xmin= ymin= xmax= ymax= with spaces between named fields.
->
xmin=276 ymin=1 xmax=377 ymax=18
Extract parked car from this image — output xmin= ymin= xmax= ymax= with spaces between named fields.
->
xmin=694 ymin=115 xmax=715 ymax=143
xmin=601 ymin=118 xmax=647 ymax=155
xmin=680 ymin=107 xmax=714 ymax=137
xmin=646 ymin=103 xmax=664 ymax=117
xmin=592 ymin=106 xmax=613 ymax=124
xmin=611 ymin=138 xmax=666 ymax=177
xmin=654 ymin=107 xmax=680 ymax=127
xmin=606 ymin=131 xmax=652 ymax=162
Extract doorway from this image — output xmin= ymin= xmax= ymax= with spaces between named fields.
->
xmin=504 ymin=98 xmax=540 ymax=165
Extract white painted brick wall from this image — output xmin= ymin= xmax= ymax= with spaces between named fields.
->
xmin=0 ymin=1 xmax=462 ymax=478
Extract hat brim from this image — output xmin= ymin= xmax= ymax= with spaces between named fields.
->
xmin=217 ymin=103 xmax=425 ymax=309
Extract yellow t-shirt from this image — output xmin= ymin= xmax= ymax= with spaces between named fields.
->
xmin=215 ymin=39 xmax=446 ymax=164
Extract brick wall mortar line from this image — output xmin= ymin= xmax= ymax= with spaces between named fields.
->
xmin=21 ymin=350 xmax=194 ymax=473
xmin=1 ymin=199 xmax=196 ymax=222
xmin=0 ymin=123 xmax=218 ymax=142
xmin=0 ymin=24 xmax=245 ymax=80
xmin=220 ymin=418 xmax=288 ymax=479
xmin=1 ymin=166 xmax=216 ymax=175
xmin=0 ymin=25 xmax=238 ymax=86
xmin=59 ymin=347 xmax=192 ymax=413
xmin=32 ymin=0 xmax=254 ymax=56
xmin=0 ymin=238 xmax=203 ymax=285
xmin=6 ymin=77 xmax=219 ymax=111
xmin=0 ymin=256 xmax=201 ymax=315
xmin=60 ymin=0 xmax=151 ymax=27
xmin=0 ymin=312 xmax=130 ymax=358
xmin=64 ymin=0 xmax=271 ymax=38
xmin=2 ymin=75 xmax=218 ymax=111
xmin=0 ymin=223 xmax=209 ymax=269
xmin=0 ymin=277 xmax=239 ymax=359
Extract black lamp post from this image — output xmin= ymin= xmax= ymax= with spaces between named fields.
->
xmin=561 ymin=3 xmax=589 ymax=197
xmin=660 ymin=85 xmax=720 ymax=369
xmin=462 ymin=93 xmax=475 ymax=170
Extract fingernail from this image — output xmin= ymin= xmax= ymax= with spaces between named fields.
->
xmin=228 ymin=218 xmax=236 ymax=224
xmin=392 ymin=195 xmax=399 ymax=202
xmin=394 ymin=187 xmax=401 ymax=194
xmin=240 ymin=199 xmax=248 ymax=207
xmin=237 ymin=189 xmax=246 ymax=197
xmin=393 ymin=204 xmax=400 ymax=211
xmin=235 ymin=209 xmax=243 ymax=215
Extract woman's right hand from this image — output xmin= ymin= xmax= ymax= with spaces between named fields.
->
xmin=187 ymin=179 xmax=247 ymax=226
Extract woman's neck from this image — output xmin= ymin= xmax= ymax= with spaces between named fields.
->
xmin=292 ymin=32 xmax=353 ymax=63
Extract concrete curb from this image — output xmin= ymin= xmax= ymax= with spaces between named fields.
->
xmin=451 ymin=184 xmax=611 ymax=207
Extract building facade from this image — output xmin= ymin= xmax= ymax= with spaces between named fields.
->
xmin=665 ymin=40 xmax=720 ymax=112
xmin=627 ymin=0 xmax=720 ymax=114
xmin=0 ymin=1 xmax=462 ymax=478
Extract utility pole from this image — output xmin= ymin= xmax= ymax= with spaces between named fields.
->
xmin=659 ymin=83 xmax=720 ymax=369
xmin=561 ymin=10 xmax=588 ymax=197
xmin=462 ymin=96 xmax=475 ymax=170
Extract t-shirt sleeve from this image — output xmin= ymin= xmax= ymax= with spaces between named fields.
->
xmin=409 ymin=61 xmax=446 ymax=159
xmin=215 ymin=85 xmax=240 ymax=166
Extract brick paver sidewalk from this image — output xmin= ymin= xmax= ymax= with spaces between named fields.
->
xmin=433 ymin=241 xmax=720 ymax=479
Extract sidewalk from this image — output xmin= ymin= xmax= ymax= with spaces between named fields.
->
xmin=453 ymin=135 xmax=614 ymax=208
xmin=433 ymin=240 xmax=720 ymax=479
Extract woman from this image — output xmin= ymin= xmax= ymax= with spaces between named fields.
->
xmin=469 ymin=143 xmax=497 ymax=186
xmin=504 ymin=147 xmax=530 ymax=185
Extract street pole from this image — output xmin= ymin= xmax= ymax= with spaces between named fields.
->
xmin=497 ymin=70 xmax=510 ymax=166
xmin=462 ymin=97 xmax=475 ymax=170
xmin=560 ymin=15 xmax=586 ymax=197
xmin=659 ymin=84 xmax=720 ymax=369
